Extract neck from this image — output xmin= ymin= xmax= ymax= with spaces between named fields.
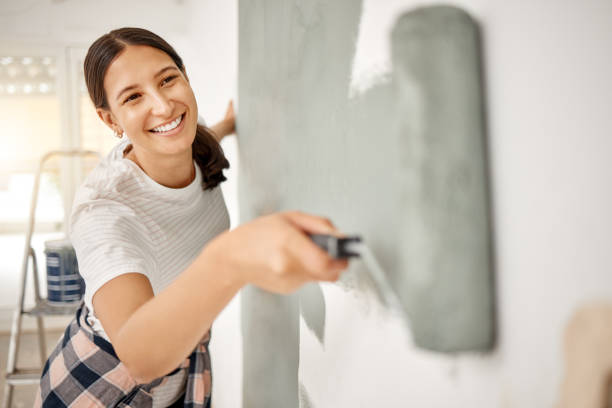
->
xmin=125 ymin=146 xmax=195 ymax=188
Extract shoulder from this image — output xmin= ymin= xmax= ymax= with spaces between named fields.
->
xmin=70 ymin=141 xmax=147 ymax=228
xmin=82 ymin=141 xmax=142 ymax=193
xmin=73 ymin=141 xmax=145 ymax=207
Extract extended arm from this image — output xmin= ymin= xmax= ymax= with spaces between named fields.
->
xmin=93 ymin=211 xmax=347 ymax=384
xmin=93 ymin=250 xmax=240 ymax=384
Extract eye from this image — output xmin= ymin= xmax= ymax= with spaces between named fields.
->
xmin=161 ymin=75 xmax=178 ymax=86
xmin=123 ymin=93 xmax=140 ymax=104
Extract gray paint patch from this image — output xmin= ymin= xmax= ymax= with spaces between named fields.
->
xmin=390 ymin=6 xmax=494 ymax=351
xmin=238 ymin=1 xmax=363 ymax=406
xmin=239 ymin=2 xmax=494 ymax=406
xmin=240 ymin=286 xmax=299 ymax=408
xmin=299 ymin=283 xmax=326 ymax=344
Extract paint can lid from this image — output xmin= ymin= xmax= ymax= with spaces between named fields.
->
xmin=44 ymin=238 xmax=73 ymax=250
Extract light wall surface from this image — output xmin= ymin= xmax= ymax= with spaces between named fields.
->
xmin=237 ymin=1 xmax=495 ymax=406
xmin=235 ymin=0 xmax=612 ymax=407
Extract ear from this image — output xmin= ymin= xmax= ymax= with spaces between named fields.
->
xmin=96 ymin=108 xmax=122 ymax=134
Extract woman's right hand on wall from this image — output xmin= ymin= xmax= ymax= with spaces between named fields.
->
xmin=202 ymin=211 xmax=348 ymax=294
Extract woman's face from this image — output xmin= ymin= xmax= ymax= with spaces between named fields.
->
xmin=98 ymin=45 xmax=198 ymax=159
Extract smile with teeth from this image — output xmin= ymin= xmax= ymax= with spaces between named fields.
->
xmin=150 ymin=114 xmax=184 ymax=133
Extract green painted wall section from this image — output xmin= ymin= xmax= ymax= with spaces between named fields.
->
xmin=238 ymin=3 xmax=494 ymax=407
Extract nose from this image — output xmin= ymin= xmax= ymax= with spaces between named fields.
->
xmin=149 ymin=90 xmax=173 ymax=117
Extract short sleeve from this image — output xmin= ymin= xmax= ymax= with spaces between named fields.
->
xmin=70 ymin=200 xmax=157 ymax=302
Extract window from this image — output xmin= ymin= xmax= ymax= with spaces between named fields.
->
xmin=0 ymin=46 xmax=112 ymax=311
xmin=0 ymin=55 xmax=64 ymax=231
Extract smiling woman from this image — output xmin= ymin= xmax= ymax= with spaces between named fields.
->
xmin=83 ymin=29 xmax=228 ymax=190
xmin=34 ymin=27 xmax=349 ymax=408
xmin=97 ymin=46 xmax=203 ymax=188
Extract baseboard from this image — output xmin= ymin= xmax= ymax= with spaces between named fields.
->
xmin=0 ymin=307 xmax=72 ymax=335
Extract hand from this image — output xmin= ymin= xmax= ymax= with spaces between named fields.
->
xmin=203 ymin=211 xmax=348 ymax=294
xmin=209 ymin=100 xmax=236 ymax=142
xmin=223 ymin=100 xmax=235 ymax=131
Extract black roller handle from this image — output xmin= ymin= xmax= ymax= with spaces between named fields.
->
xmin=308 ymin=234 xmax=362 ymax=259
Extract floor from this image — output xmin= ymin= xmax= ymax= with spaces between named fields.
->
xmin=0 ymin=329 xmax=63 ymax=408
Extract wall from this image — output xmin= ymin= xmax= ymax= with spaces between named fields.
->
xmin=185 ymin=4 xmax=241 ymax=408
xmin=236 ymin=0 xmax=612 ymax=407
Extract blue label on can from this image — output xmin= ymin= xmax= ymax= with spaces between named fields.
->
xmin=45 ymin=242 xmax=85 ymax=304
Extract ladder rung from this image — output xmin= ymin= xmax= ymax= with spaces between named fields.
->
xmin=6 ymin=368 xmax=42 ymax=385
xmin=24 ymin=300 xmax=80 ymax=316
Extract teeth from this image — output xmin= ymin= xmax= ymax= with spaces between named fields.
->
xmin=151 ymin=115 xmax=182 ymax=133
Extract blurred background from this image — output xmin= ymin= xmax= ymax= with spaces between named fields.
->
xmin=0 ymin=1 xmax=240 ymax=406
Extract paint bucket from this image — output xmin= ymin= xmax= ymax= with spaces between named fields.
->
xmin=44 ymin=239 xmax=85 ymax=305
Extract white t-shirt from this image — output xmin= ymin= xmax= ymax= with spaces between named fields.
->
xmin=69 ymin=138 xmax=229 ymax=406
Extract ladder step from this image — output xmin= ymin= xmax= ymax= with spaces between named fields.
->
xmin=6 ymin=368 xmax=42 ymax=385
xmin=24 ymin=300 xmax=80 ymax=316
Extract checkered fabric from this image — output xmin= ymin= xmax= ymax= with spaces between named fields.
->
xmin=34 ymin=303 xmax=211 ymax=407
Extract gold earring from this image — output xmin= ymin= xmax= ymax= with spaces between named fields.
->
xmin=114 ymin=130 xmax=123 ymax=139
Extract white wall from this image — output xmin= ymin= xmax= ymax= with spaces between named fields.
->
xmin=0 ymin=0 xmax=191 ymax=48
xmin=298 ymin=0 xmax=612 ymax=406
xmin=184 ymin=4 xmax=241 ymax=408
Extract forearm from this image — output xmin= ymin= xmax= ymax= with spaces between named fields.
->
xmin=114 ymin=244 xmax=241 ymax=383
xmin=110 ymin=211 xmax=344 ymax=383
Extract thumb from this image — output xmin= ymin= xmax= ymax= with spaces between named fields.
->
xmin=285 ymin=227 xmax=347 ymax=281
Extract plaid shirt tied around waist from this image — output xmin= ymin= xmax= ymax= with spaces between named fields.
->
xmin=34 ymin=303 xmax=211 ymax=407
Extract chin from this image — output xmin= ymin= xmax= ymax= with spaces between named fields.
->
xmin=164 ymin=137 xmax=194 ymax=156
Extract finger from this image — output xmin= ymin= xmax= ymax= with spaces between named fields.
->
xmin=325 ymin=265 xmax=345 ymax=283
xmin=320 ymin=259 xmax=348 ymax=282
xmin=329 ymin=259 xmax=348 ymax=270
xmin=284 ymin=228 xmax=344 ymax=281
xmin=282 ymin=210 xmax=340 ymax=235
xmin=226 ymin=100 xmax=235 ymax=116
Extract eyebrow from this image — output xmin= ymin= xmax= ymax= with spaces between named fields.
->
xmin=115 ymin=65 xmax=179 ymax=101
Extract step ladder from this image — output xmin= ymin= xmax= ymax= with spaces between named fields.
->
xmin=2 ymin=150 xmax=100 ymax=408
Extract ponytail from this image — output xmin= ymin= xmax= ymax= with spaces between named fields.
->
xmin=193 ymin=124 xmax=229 ymax=190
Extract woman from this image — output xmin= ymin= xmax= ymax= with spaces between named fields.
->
xmin=35 ymin=27 xmax=347 ymax=407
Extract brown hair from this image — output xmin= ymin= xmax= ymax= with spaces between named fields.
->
xmin=83 ymin=27 xmax=228 ymax=190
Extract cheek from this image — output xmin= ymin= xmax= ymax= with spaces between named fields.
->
xmin=178 ymin=86 xmax=198 ymax=124
xmin=188 ymin=87 xmax=197 ymax=104
xmin=123 ymin=109 xmax=147 ymax=132
xmin=178 ymin=82 xmax=197 ymax=106
xmin=188 ymin=92 xmax=199 ymax=123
